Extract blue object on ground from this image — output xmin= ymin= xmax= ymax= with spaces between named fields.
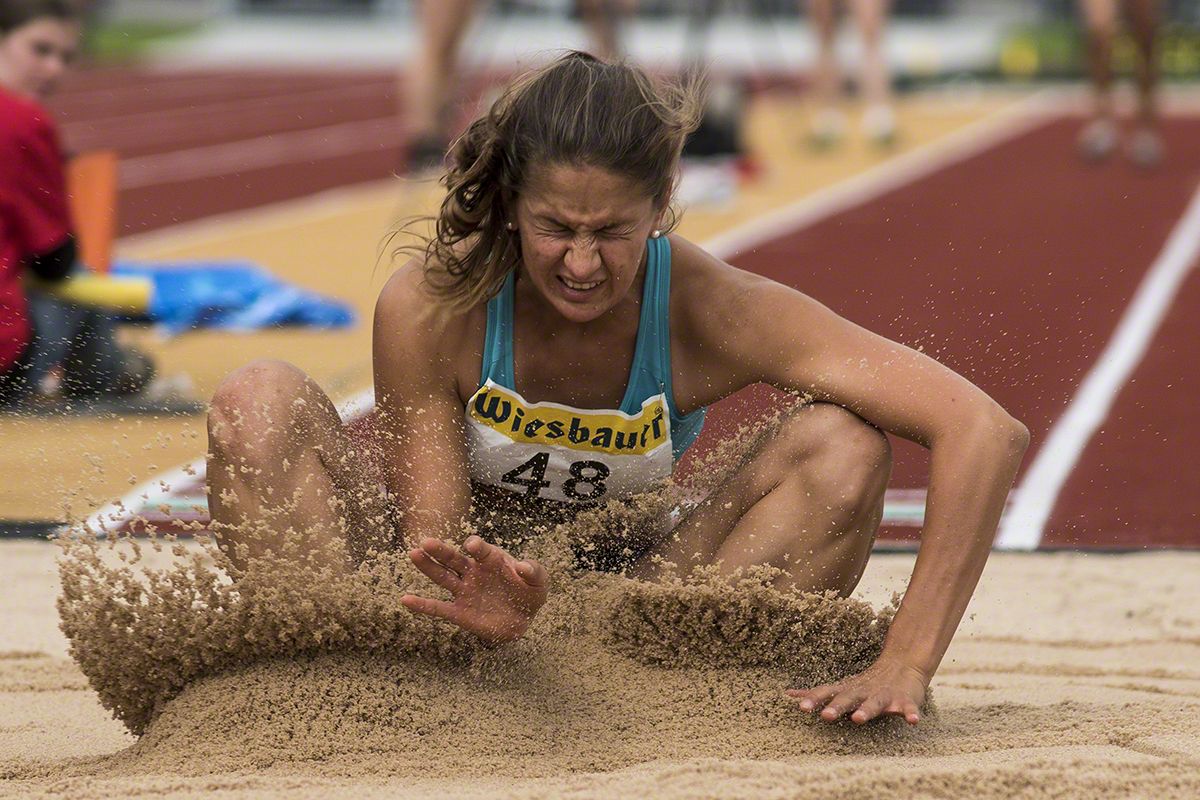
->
xmin=112 ymin=261 xmax=356 ymax=336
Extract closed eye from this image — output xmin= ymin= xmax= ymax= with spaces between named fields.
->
xmin=598 ymin=227 xmax=635 ymax=239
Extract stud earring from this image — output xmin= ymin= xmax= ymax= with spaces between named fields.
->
xmin=651 ymin=229 xmax=662 ymax=239
xmin=505 ymin=222 xmax=516 ymax=231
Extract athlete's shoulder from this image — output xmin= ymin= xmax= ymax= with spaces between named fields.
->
xmin=666 ymin=233 xmax=781 ymax=312
xmin=374 ymin=256 xmax=482 ymax=356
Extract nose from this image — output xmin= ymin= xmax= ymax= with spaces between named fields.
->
xmin=563 ymin=236 xmax=601 ymax=278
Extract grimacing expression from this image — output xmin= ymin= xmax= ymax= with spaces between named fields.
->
xmin=0 ymin=17 xmax=80 ymax=101
xmin=513 ymin=163 xmax=664 ymax=324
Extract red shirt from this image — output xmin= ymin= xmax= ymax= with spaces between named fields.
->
xmin=0 ymin=87 xmax=72 ymax=372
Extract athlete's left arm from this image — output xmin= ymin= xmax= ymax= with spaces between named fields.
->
xmin=674 ymin=240 xmax=1030 ymax=724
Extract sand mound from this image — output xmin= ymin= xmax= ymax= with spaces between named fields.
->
xmin=55 ymin=520 xmax=910 ymax=778
xmin=6 ymin=540 xmax=1200 ymax=798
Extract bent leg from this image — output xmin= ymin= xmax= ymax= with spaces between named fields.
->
xmin=207 ymin=359 xmax=373 ymax=573
xmin=638 ymin=403 xmax=891 ymax=595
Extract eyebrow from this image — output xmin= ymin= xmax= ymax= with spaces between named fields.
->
xmin=533 ymin=213 xmax=635 ymax=230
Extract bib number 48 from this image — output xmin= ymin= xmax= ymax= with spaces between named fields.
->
xmin=501 ymin=453 xmax=610 ymax=501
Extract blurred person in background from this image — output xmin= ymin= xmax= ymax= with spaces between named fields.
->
xmin=0 ymin=0 xmax=174 ymax=412
xmin=404 ymin=0 xmax=635 ymax=172
xmin=802 ymin=0 xmax=896 ymax=148
xmin=1076 ymin=0 xmax=1163 ymax=167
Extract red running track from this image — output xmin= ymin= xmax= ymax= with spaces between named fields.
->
xmin=49 ymin=68 xmax=404 ymax=236
xmin=50 ymin=68 xmax=1199 ymax=548
xmin=719 ymin=115 xmax=1200 ymax=548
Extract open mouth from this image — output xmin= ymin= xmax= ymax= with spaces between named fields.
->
xmin=558 ymin=276 xmax=604 ymax=292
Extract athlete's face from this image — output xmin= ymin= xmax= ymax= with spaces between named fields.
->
xmin=513 ymin=163 xmax=664 ymax=324
xmin=0 ymin=17 xmax=80 ymax=101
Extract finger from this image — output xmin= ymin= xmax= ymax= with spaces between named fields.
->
xmin=409 ymin=548 xmax=462 ymax=592
xmin=785 ymin=683 xmax=838 ymax=713
xmin=821 ymin=688 xmax=867 ymax=722
xmin=514 ymin=559 xmax=548 ymax=588
xmin=902 ymin=702 xmax=921 ymax=725
xmin=418 ymin=538 xmax=472 ymax=574
xmin=400 ymin=593 xmax=464 ymax=625
xmin=463 ymin=535 xmax=501 ymax=565
xmin=851 ymin=694 xmax=888 ymax=725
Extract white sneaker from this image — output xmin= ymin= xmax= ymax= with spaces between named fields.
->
xmin=808 ymin=107 xmax=847 ymax=150
xmin=1127 ymin=126 xmax=1164 ymax=169
xmin=861 ymin=104 xmax=898 ymax=147
xmin=1077 ymin=117 xmax=1118 ymax=162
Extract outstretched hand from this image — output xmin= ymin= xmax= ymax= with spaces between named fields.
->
xmin=400 ymin=535 xmax=549 ymax=645
xmin=785 ymin=657 xmax=929 ymax=725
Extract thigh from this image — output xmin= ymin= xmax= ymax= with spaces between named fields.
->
xmin=1078 ymin=0 xmax=1117 ymax=30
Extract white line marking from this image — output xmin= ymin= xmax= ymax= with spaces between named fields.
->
xmin=996 ymin=181 xmax=1200 ymax=550
xmin=87 ymin=93 xmax=1046 ymax=535
xmin=118 ymin=116 xmax=397 ymax=190
xmin=704 ymin=91 xmax=1054 ymax=260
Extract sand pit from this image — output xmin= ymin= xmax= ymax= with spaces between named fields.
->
xmin=2 ymin=529 xmax=1199 ymax=798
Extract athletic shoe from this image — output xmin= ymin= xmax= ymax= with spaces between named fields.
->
xmin=1077 ymin=117 xmax=1118 ymax=162
xmin=808 ymin=107 xmax=846 ymax=150
xmin=861 ymin=104 xmax=898 ymax=148
xmin=1127 ymin=126 xmax=1164 ymax=169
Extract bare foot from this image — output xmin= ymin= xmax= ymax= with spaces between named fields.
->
xmin=401 ymin=535 xmax=549 ymax=645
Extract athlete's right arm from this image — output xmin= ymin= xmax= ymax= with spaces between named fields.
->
xmin=372 ymin=263 xmax=473 ymax=542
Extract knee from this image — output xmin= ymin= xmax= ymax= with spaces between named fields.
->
xmin=208 ymin=360 xmax=310 ymax=462
xmin=1083 ymin=13 xmax=1117 ymax=39
xmin=774 ymin=403 xmax=892 ymax=517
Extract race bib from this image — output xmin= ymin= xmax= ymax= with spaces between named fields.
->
xmin=464 ymin=380 xmax=674 ymax=504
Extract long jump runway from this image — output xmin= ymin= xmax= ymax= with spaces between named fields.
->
xmin=47 ymin=70 xmax=1200 ymax=551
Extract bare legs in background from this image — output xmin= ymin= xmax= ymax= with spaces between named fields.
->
xmin=403 ymin=0 xmax=478 ymax=171
xmin=803 ymin=0 xmax=895 ymax=148
xmin=1077 ymin=0 xmax=1162 ymax=167
xmin=402 ymin=0 xmax=633 ymax=172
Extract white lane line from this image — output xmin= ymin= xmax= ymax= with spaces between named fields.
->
xmin=704 ymin=90 xmax=1054 ymax=260
xmin=118 ymin=116 xmax=397 ymax=190
xmin=84 ymin=92 xmax=1046 ymax=534
xmin=996 ymin=181 xmax=1200 ymax=551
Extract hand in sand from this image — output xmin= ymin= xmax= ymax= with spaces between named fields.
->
xmin=785 ymin=657 xmax=928 ymax=725
xmin=401 ymin=535 xmax=549 ymax=645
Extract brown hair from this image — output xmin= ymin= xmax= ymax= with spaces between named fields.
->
xmin=404 ymin=51 xmax=703 ymax=309
xmin=0 ymin=0 xmax=80 ymax=34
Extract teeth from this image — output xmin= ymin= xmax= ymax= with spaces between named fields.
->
xmin=562 ymin=277 xmax=602 ymax=291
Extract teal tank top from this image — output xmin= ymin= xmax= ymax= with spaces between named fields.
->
xmin=478 ymin=235 xmax=706 ymax=462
